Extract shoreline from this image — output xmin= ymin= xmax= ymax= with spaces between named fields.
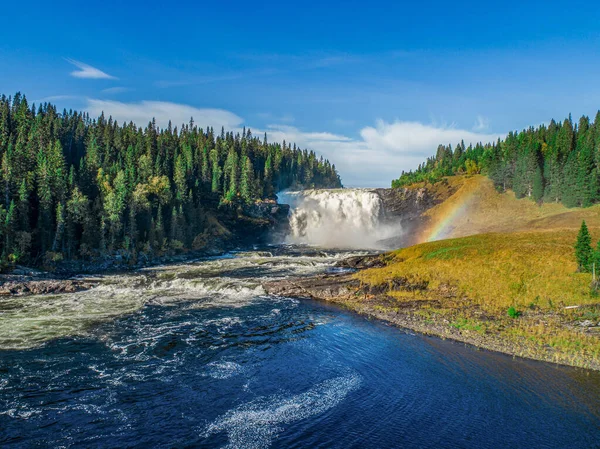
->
xmin=327 ymin=295 xmax=600 ymax=372
xmin=3 ymin=247 xmax=598 ymax=372
xmin=264 ymin=272 xmax=600 ymax=372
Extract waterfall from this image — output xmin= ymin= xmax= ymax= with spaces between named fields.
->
xmin=279 ymin=189 xmax=401 ymax=249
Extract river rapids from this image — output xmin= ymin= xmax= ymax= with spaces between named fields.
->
xmin=1 ymin=199 xmax=600 ymax=448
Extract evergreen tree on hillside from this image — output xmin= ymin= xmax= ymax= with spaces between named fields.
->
xmin=593 ymin=240 xmax=600 ymax=277
xmin=0 ymin=92 xmax=341 ymax=266
xmin=575 ymin=220 xmax=593 ymax=272
xmin=392 ymin=109 xmax=600 ymax=211
xmin=532 ymin=164 xmax=544 ymax=204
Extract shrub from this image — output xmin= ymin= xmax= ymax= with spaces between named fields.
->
xmin=507 ymin=306 xmax=521 ymax=318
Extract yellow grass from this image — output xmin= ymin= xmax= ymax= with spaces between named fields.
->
xmin=358 ymin=230 xmax=593 ymax=312
xmin=353 ymin=177 xmax=600 ymax=368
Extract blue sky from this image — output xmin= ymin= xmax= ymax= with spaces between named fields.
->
xmin=2 ymin=0 xmax=600 ymax=186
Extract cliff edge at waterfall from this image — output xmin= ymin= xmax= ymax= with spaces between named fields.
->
xmin=278 ymin=182 xmax=462 ymax=250
xmin=379 ymin=174 xmax=600 ymax=246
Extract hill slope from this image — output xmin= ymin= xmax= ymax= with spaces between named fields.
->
xmin=353 ymin=176 xmax=600 ymax=369
xmin=415 ymin=175 xmax=600 ymax=243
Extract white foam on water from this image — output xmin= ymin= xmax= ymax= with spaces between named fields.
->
xmin=0 ymin=247 xmax=366 ymax=350
xmin=203 ymin=373 xmax=362 ymax=448
xmin=203 ymin=316 xmax=244 ymax=330
xmin=0 ymin=408 xmax=43 ymax=419
xmin=148 ymin=277 xmax=266 ymax=304
xmin=0 ymin=282 xmax=148 ymax=350
xmin=206 ymin=361 xmax=245 ymax=379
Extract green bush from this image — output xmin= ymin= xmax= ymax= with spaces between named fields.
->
xmin=507 ymin=306 xmax=521 ymax=318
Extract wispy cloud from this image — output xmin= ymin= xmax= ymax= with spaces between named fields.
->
xmin=65 ymin=58 xmax=117 ymax=80
xmin=473 ymin=115 xmax=491 ymax=132
xmin=85 ymin=99 xmax=243 ymax=130
xmin=38 ymin=95 xmax=80 ymax=102
xmin=256 ymin=112 xmax=295 ymax=124
xmin=154 ymin=68 xmax=279 ymax=89
xmin=101 ymin=87 xmax=129 ymax=95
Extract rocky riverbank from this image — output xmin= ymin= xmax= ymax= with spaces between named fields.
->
xmin=264 ymin=254 xmax=600 ymax=371
xmin=0 ymin=279 xmax=95 ymax=296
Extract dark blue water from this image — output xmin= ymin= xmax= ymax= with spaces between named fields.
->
xmin=1 ymin=252 xmax=600 ymax=448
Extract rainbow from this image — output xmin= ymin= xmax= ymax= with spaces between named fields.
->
xmin=423 ymin=189 xmax=476 ymax=242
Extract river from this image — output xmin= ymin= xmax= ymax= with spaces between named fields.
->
xmin=1 ymin=245 xmax=599 ymax=448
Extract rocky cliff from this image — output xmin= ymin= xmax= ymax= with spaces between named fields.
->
xmin=374 ymin=180 xmax=459 ymax=247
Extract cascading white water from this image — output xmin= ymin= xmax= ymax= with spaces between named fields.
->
xmin=280 ymin=189 xmax=401 ymax=249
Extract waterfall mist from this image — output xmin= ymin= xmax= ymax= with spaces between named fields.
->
xmin=279 ymin=189 xmax=402 ymax=249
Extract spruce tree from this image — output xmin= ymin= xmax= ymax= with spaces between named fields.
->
xmin=4 ymin=200 xmax=16 ymax=259
xmin=532 ymin=165 xmax=544 ymax=204
xmin=593 ymin=240 xmax=600 ymax=277
xmin=240 ymin=156 xmax=254 ymax=204
xmin=575 ymin=220 xmax=593 ymax=272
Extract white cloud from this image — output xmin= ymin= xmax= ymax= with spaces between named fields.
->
xmin=259 ymin=120 xmax=502 ymax=188
xmin=360 ymin=120 xmax=499 ymax=157
xmin=65 ymin=58 xmax=117 ymax=80
xmin=264 ymin=124 xmax=353 ymax=143
xmin=80 ymin=96 xmax=501 ymax=187
xmin=85 ymin=99 xmax=244 ymax=130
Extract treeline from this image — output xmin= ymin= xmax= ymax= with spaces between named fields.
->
xmin=392 ymin=112 xmax=600 ymax=208
xmin=392 ymin=139 xmax=487 ymax=188
xmin=0 ymin=92 xmax=341 ymax=265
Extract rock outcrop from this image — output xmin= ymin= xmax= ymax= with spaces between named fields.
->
xmin=264 ymin=274 xmax=359 ymax=300
xmin=0 ymin=279 xmax=95 ymax=296
xmin=373 ymin=182 xmax=459 ymax=247
xmin=334 ymin=254 xmax=387 ymax=270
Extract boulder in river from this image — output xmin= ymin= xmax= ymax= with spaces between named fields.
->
xmin=0 ymin=279 xmax=94 ymax=296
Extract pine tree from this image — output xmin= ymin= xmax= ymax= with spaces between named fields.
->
xmin=575 ymin=220 xmax=593 ymax=272
xmin=210 ymin=148 xmax=221 ymax=194
xmin=52 ymin=202 xmax=65 ymax=252
xmin=201 ymin=147 xmax=210 ymax=185
xmin=174 ymin=154 xmax=188 ymax=202
xmin=240 ymin=156 xmax=254 ymax=204
xmin=3 ymin=200 xmax=16 ymax=259
xmin=593 ymin=240 xmax=600 ymax=278
xmin=264 ymin=153 xmax=274 ymax=197
xmin=532 ymin=164 xmax=544 ymax=204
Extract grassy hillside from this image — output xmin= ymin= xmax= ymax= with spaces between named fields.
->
xmin=416 ymin=175 xmax=600 ymax=242
xmin=354 ymin=176 xmax=600 ymax=369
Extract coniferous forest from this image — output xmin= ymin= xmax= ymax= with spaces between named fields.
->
xmin=0 ymin=93 xmax=341 ymax=266
xmin=392 ymin=113 xmax=600 ymax=209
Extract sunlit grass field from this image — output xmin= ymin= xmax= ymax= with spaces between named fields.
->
xmin=359 ymin=230 xmax=591 ymax=312
xmin=353 ymin=176 xmax=600 ymax=368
